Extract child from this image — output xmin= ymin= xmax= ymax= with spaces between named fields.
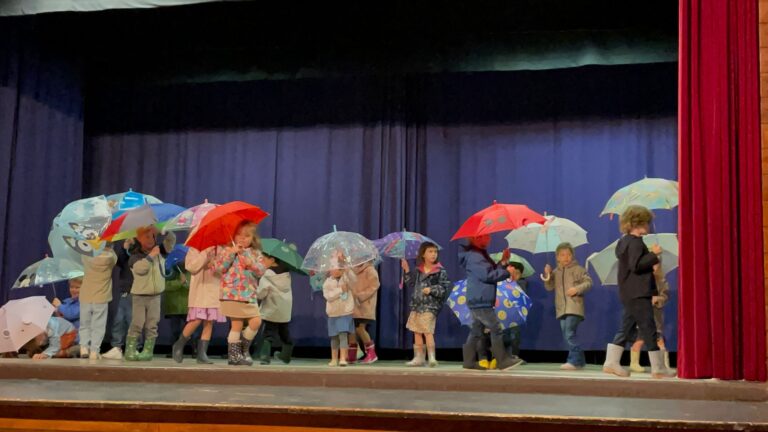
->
xmin=541 ymin=242 xmax=593 ymax=370
xmin=171 ymin=246 xmax=226 ymax=364
xmin=126 ymin=226 xmax=166 ymax=361
xmin=103 ymin=239 xmax=136 ymax=360
xmin=163 ymin=262 xmax=190 ymax=359
xmin=459 ymin=235 xmax=522 ymax=371
xmin=79 ymin=247 xmax=118 ymax=359
xmin=53 ymin=277 xmax=82 ymax=329
xmin=213 ymin=221 xmax=265 ymax=366
xmin=477 ymin=261 xmax=527 ymax=369
xmin=348 ymin=260 xmax=380 ymax=365
xmin=628 ymin=263 xmax=671 ymax=372
xmin=323 ymin=261 xmax=355 ymax=367
xmin=602 ymin=205 xmax=674 ymax=379
xmin=255 ymin=253 xmax=293 ymax=365
xmin=23 ymin=316 xmax=78 ymax=360
xmin=401 ymin=241 xmax=451 ymax=367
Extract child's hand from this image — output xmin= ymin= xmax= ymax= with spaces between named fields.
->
xmin=180 ymin=273 xmax=188 ymax=286
xmin=651 ymin=244 xmax=662 ymax=255
xmin=52 ymin=298 xmax=62 ymax=307
xmin=652 ymin=296 xmax=663 ymax=307
xmin=401 ymin=259 xmax=410 ymax=273
xmin=124 ymin=238 xmax=134 ymax=250
xmin=226 ymin=245 xmax=242 ymax=255
xmin=149 ymin=246 xmax=161 ymax=258
xmin=566 ymin=287 xmax=579 ymax=297
xmin=501 ymin=248 xmax=510 ymax=264
xmin=543 ymin=264 xmax=552 ymax=276
xmin=422 ymin=287 xmax=431 ymax=295
xmin=32 ymin=353 xmax=49 ymax=360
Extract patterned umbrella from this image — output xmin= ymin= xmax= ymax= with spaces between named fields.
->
xmin=447 ymin=279 xmax=532 ymax=329
xmin=600 ymin=177 xmax=679 ymax=218
xmin=586 ymin=233 xmax=678 ymax=285
xmin=103 ymin=203 xmax=185 ymax=241
xmin=106 ymin=189 xmax=163 ymax=214
xmin=372 ymin=230 xmax=441 ymax=260
xmin=162 ymin=200 xmax=218 ymax=233
xmin=302 ymin=226 xmax=379 ymax=272
xmin=12 ymin=257 xmax=84 ymax=289
xmin=50 ymin=195 xmax=112 ymax=257
xmin=505 ymin=214 xmax=588 ymax=254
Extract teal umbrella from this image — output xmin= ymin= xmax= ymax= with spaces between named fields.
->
xmin=489 ymin=251 xmax=535 ymax=278
xmin=600 ymin=177 xmax=678 ymax=218
xmin=261 ymin=238 xmax=308 ymax=275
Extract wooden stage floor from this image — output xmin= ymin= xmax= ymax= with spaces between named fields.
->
xmin=0 ymin=358 xmax=766 ymax=431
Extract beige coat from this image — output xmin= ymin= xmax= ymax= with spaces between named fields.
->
xmin=80 ymin=249 xmax=117 ymax=304
xmin=129 ymin=250 xmax=166 ymax=296
xmin=185 ymin=247 xmax=222 ymax=309
xmin=349 ymin=263 xmax=380 ymax=320
xmin=543 ymin=260 xmax=592 ymax=319
xmin=256 ymin=270 xmax=292 ymax=323
xmin=323 ymin=274 xmax=354 ymax=318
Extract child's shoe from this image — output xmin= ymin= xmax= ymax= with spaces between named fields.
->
xmin=649 ymin=350 xmax=675 ymax=379
xmin=327 ymin=360 xmax=338 ymax=367
xmin=496 ymin=356 xmax=523 ymax=371
xmin=124 ymin=337 xmax=140 ymax=362
xmin=489 ymin=359 xmax=497 ymax=370
xmin=405 ymin=345 xmax=425 ymax=367
xmin=560 ymin=363 xmax=582 ymax=371
xmin=79 ymin=347 xmax=89 ymax=359
xmin=275 ymin=344 xmax=293 ymax=364
xmin=358 ymin=342 xmax=378 ymax=365
xmin=602 ymin=343 xmax=630 ymax=377
xmin=347 ymin=343 xmax=359 ymax=364
xmin=426 ymin=344 xmax=438 ymax=367
xmin=478 ymin=359 xmax=490 ymax=369
xmin=339 ymin=359 xmax=348 ymax=367
xmin=102 ymin=347 xmax=123 ymax=360
xmin=629 ymin=351 xmax=646 ymax=373
xmin=88 ymin=352 xmax=101 ymax=360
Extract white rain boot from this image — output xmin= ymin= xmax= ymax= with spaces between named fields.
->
xmin=649 ymin=350 xmax=675 ymax=379
xmin=602 ymin=344 xmax=630 ymax=377
xmin=405 ymin=345 xmax=425 ymax=367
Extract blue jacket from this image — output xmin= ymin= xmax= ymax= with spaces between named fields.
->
xmin=458 ymin=245 xmax=510 ymax=309
xmin=57 ymin=297 xmax=80 ymax=329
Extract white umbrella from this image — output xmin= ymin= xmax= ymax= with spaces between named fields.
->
xmin=586 ymin=233 xmax=678 ymax=286
xmin=505 ymin=214 xmax=588 ymax=254
xmin=0 ymin=296 xmax=55 ymax=353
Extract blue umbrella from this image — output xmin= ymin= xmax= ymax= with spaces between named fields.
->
xmin=50 ymin=196 xmax=111 ymax=258
xmin=447 ymin=279 xmax=532 ymax=329
xmin=113 ymin=203 xmax=185 ymax=222
xmin=106 ymin=189 xmax=163 ymax=213
xmin=165 ymin=244 xmax=189 ymax=275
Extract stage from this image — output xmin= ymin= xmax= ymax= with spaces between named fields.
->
xmin=0 ymin=358 xmax=766 ymax=432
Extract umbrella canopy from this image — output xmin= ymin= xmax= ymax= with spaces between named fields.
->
xmin=162 ymin=200 xmax=218 ymax=233
xmin=451 ymin=201 xmax=546 ymax=241
xmin=106 ymin=189 xmax=163 ymax=213
xmin=489 ymin=251 xmax=535 ymax=278
xmin=447 ymin=279 xmax=532 ymax=329
xmin=48 ymin=224 xmax=101 ymax=260
xmin=104 ymin=203 xmax=185 ymax=241
xmin=51 ymin=195 xmax=112 ymax=257
xmin=586 ymin=233 xmax=678 ymax=285
xmin=302 ymin=228 xmax=379 ymax=272
xmin=164 ymin=245 xmax=190 ymax=275
xmin=261 ymin=238 xmax=308 ymax=275
xmin=372 ymin=230 xmax=441 ymax=260
xmin=600 ymin=177 xmax=679 ymax=217
xmin=504 ymin=214 xmax=588 ymax=254
xmin=0 ymin=296 xmax=55 ymax=353
xmin=185 ymin=201 xmax=270 ymax=251
xmin=12 ymin=257 xmax=84 ymax=288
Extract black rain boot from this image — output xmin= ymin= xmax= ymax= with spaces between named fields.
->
xmin=196 ymin=339 xmax=214 ymax=365
xmin=171 ymin=334 xmax=190 ymax=364
xmin=276 ymin=343 xmax=294 ymax=364
xmin=259 ymin=340 xmax=271 ymax=365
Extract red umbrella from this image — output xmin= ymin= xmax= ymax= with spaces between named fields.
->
xmin=185 ymin=201 xmax=270 ymax=250
xmin=451 ymin=201 xmax=546 ymax=241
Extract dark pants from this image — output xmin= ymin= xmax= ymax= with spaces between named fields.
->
xmin=254 ymin=320 xmax=292 ymax=355
xmin=612 ymin=297 xmax=659 ymax=351
xmin=463 ymin=308 xmax=509 ymax=367
xmin=477 ymin=326 xmax=521 ymax=360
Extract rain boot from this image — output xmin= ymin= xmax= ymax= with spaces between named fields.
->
xmin=405 ymin=345 xmax=425 ymax=367
xmin=137 ymin=337 xmax=156 ymax=361
xmin=124 ymin=336 xmax=140 ymax=362
xmin=602 ymin=343 xmax=630 ymax=377
xmin=427 ymin=344 xmax=438 ymax=367
xmin=359 ymin=342 xmax=378 ymax=365
xmin=649 ymin=350 xmax=675 ymax=379
xmin=228 ymin=342 xmax=251 ymax=366
xmin=347 ymin=343 xmax=358 ymax=364
xmin=241 ymin=335 xmax=254 ymax=364
xmin=259 ymin=340 xmax=271 ymax=365
xmin=275 ymin=344 xmax=293 ymax=364
xmin=629 ymin=350 xmax=646 ymax=373
xmin=172 ymin=334 xmax=190 ymax=364
xmin=196 ymin=339 xmax=213 ymax=365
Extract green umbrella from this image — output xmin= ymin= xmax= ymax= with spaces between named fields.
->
xmin=261 ymin=238 xmax=308 ymax=275
xmin=490 ymin=251 xmax=535 ymax=278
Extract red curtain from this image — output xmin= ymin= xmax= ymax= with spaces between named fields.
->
xmin=679 ymin=0 xmax=766 ymax=381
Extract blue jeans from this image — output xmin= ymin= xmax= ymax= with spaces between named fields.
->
xmin=560 ymin=314 xmax=585 ymax=367
xmin=110 ymin=293 xmax=132 ymax=348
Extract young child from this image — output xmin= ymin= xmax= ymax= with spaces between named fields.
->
xmin=103 ymin=239 xmax=136 ymax=360
xmin=53 ymin=277 xmax=82 ymax=329
xmin=323 ymin=261 xmax=355 ymax=367
xmin=23 ymin=316 xmax=78 ymax=360
xmin=213 ymin=221 xmax=266 ymax=366
xmin=79 ymin=247 xmax=118 ymax=360
xmin=402 ymin=241 xmax=451 ymax=367
xmin=163 ymin=262 xmax=190 ymax=359
xmin=255 ymin=253 xmax=293 ymax=365
xmin=541 ymin=242 xmax=593 ymax=370
xmin=477 ymin=261 xmax=527 ymax=369
xmin=628 ymin=263 xmax=671 ymax=372
xmin=459 ymin=235 xmax=522 ymax=371
xmin=126 ymin=226 xmax=166 ymax=361
xmin=348 ymin=260 xmax=380 ymax=365
xmin=602 ymin=205 xmax=674 ymax=379
xmin=171 ymin=246 xmax=226 ymax=364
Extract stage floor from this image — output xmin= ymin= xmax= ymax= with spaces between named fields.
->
xmin=0 ymin=358 xmax=766 ymax=431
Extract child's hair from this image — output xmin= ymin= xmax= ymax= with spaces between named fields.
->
xmin=416 ymin=241 xmax=439 ymax=265
xmin=21 ymin=338 xmax=43 ymax=357
xmin=555 ymin=242 xmax=575 ymax=256
xmin=262 ymin=252 xmax=289 ymax=274
xmin=70 ymin=277 xmax=83 ymax=284
xmin=235 ymin=221 xmax=262 ymax=251
xmin=507 ymin=261 xmax=524 ymax=274
xmin=619 ymin=205 xmax=654 ymax=234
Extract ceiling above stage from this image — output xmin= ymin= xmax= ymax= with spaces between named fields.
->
xmin=1 ymin=0 xmax=678 ymax=84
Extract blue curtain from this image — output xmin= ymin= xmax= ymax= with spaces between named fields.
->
xmin=83 ymin=64 xmax=678 ymax=350
xmin=0 ymin=19 xmax=84 ymax=304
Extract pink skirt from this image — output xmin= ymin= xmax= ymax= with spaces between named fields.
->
xmin=187 ymin=307 xmax=227 ymax=323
